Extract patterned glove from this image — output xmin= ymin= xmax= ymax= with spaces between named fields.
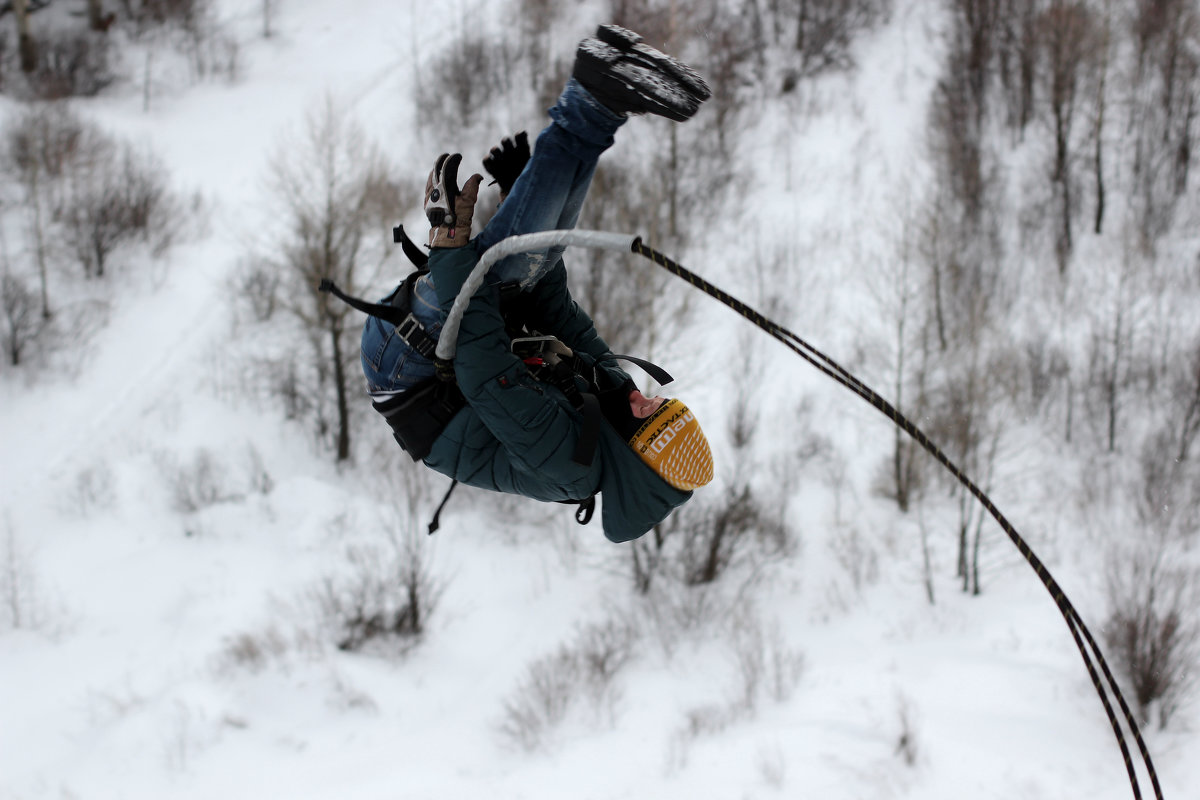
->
xmin=424 ymin=153 xmax=483 ymax=248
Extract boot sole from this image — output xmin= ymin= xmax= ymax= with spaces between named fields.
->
xmin=596 ymin=24 xmax=711 ymax=102
xmin=576 ymin=40 xmax=700 ymax=121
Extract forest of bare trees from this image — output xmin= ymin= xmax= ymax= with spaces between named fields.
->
xmin=1 ymin=0 xmax=1197 ymax=730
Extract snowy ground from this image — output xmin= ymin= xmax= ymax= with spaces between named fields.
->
xmin=2 ymin=1 xmax=1196 ymax=799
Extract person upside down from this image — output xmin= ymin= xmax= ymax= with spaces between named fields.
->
xmin=355 ymin=25 xmax=715 ymax=542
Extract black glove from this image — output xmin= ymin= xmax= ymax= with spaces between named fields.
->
xmin=482 ymin=132 xmax=530 ymax=200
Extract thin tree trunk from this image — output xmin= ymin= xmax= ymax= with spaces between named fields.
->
xmin=87 ymin=0 xmax=105 ymax=31
xmin=1175 ymin=89 xmax=1195 ymax=195
xmin=1107 ymin=305 xmax=1123 ymax=452
xmin=957 ymin=491 xmax=969 ymax=588
xmin=262 ymin=0 xmax=275 ymax=39
xmin=970 ymin=506 xmax=984 ymax=595
xmin=921 ymin=523 xmax=935 ymax=605
xmin=1093 ymin=43 xmax=1108 ymax=233
xmin=892 ymin=271 xmax=910 ymax=511
xmin=1054 ymin=106 xmax=1073 ymax=272
xmin=331 ymin=324 xmax=351 ymax=462
xmin=29 ymin=169 xmax=50 ymax=318
xmin=1179 ymin=378 xmax=1200 ymax=462
xmin=13 ymin=0 xmax=37 ymax=74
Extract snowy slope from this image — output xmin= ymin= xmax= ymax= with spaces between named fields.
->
xmin=2 ymin=1 xmax=1196 ymax=799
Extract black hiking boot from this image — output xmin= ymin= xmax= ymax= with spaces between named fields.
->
xmin=573 ymin=27 xmax=709 ymax=121
xmin=595 ymin=24 xmax=711 ymax=103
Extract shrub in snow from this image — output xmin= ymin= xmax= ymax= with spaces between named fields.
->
xmin=157 ymin=449 xmax=238 ymax=514
xmin=21 ymin=29 xmax=114 ymax=100
xmin=60 ymin=139 xmax=180 ymax=278
xmin=311 ymin=539 xmax=441 ymax=655
xmin=0 ymin=273 xmax=52 ymax=368
xmin=498 ymin=616 xmax=640 ymax=751
xmin=894 ymin=692 xmax=920 ymax=767
xmin=498 ymin=649 xmax=581 ymax=752
xmin=215 ymin=627 xmax=289 ymax=674
xmin=62 ymin=462 xmax=117 ymax=517
xmin=669 ymin=609 xmax=805 ymax=769
xmin=4 ymin=101 xmax=186 ymax=282
xmin=0 ymin=521 xmax=55 ymax=633
xmin=414 ymin=34 xmax=515 ymax=137
xmin=1103 ymin=543 xmax=1200 ymax=730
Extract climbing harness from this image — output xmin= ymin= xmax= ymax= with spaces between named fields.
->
xmin=433 ymin=229 xmax=1165 ymax=800
xmin=320 ymin=227 xmax=461 ymax=461
xmin=319 ymin=226 xmax=629 ymax=533
xmin=435 ymin=229 xmax=638 ymax=361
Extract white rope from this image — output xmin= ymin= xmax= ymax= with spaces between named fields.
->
xmin=435 ymin=229 xmax=637 ymax=360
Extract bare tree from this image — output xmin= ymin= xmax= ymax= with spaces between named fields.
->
xmin=949 ymin=0 xmax=1002 ymax=126
xmin=1090 ymin=0 xmax=1113 ymax=234
xmin=311 ymin=531 xmax=443 ymax=654
xmin=414 ymin=34 xmax=514 ymax=137
xmin=2 ymin=103 xmax=83 ymax=317
xmin=12 ymin=0 xmax=37 ymax=73
xmin=61 ymin=138 xmax=177 ymax=278
xmin=572 ymin=162 xmax=674 ymax=353
xmin=517 ymin=0 xmax=565 ymax=107
xmin=996 ymin=0 xmax=1040 ymax=135
xmin=1104 ymin=538 xmax=1200 ymax=729
xmin=694 ymin=4 xmax=759 ymax=154
xmin=869 ymin=200 xmax=932 ymax=512
xmin=261 ymin=0 xmax=275 ymax=38
xmin=794 ymin=0 xmax=893 ymax=77
xmin=1124 ymin=0 xmax=1200 ymax=250
xmin=1039 ymin=0 xmax=1097 ymax=273
xmin=264 ymin=97 xmax=402 ymax=462
xmin=920 ymin=354 xmax=1008 ymax=594
xmin=87 ymin=0 xmax=109 ymax=31
xmin=1 ymin=272 xmax=49 ymax=367
xmin=1083 ymin=246 xmax=1146 ymax=453
xmin=1172 ymin=342 xmax=1200 ymax=462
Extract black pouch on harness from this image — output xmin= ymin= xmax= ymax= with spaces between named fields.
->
xmin=371 ymin=379 xmax=466 ymax=461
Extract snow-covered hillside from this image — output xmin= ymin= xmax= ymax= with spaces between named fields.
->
xmin=2 ymin=1 xmax=1197 ymax=799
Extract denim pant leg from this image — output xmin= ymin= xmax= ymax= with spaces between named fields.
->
xmin=358 ymin=274 xmax=443 ymax=393
xmin=475 ymin=78 xmax=625 ymax=289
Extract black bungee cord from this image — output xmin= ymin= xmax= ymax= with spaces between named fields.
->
xmin=628 ymin=237 xmax=1163 ymax=800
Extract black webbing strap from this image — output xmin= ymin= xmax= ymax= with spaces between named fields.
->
xmin=433 ymin=484 xmax=595 ymax=532
xmin=528 ymin=355 xmax=603 ymax=468
xmin=318 ymin=278 xmax=439 ymax=359
xmin=573 ymin=494 xmax=596 ymax=524
xmin=572 ymin=392 xmax=603 ymax=467
xmin=602 ymin=353 xmax=673 ymax=386
xmin=427 ymin=479 xmax=458 ymax=534
xmin=392 ymin=224 xmax=429 ymax=268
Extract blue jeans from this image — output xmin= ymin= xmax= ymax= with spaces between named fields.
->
xmin=361 ymin=78 xmax=625 ymax=393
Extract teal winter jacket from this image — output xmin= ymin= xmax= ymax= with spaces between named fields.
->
xmin=422 ymin=243 xmax=692 ymax=542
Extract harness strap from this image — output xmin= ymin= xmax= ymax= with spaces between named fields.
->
xmin=427 ymin=479 xmax=458 ymax=534
xmin=430 ymin=482 xmax=596 ymax=533
xmin=572 ymin=392 xmax=603 ymax=467
xmin=318 ymin=277 xmax=439 ymax=359
xmin=573 ymin=495 xmax=596 ymax=524
xmin=602 ymin=353 xmax=673 ymax=386
xmin=392 ymin=223 xmax=429 ymax=268
xmin=523 ymin=354 xmax=604 ymax=467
